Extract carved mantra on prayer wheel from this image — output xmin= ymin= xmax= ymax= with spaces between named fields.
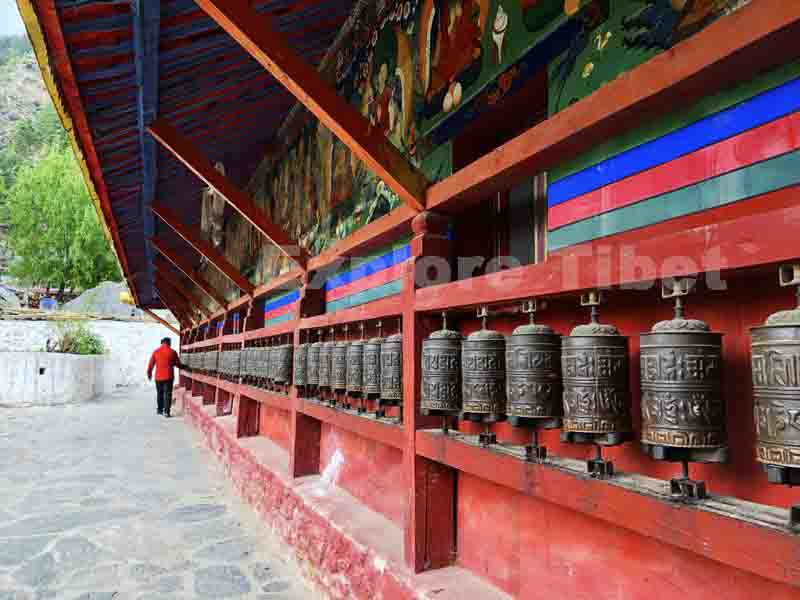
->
xmin=380 ymin=333 xmax=403 ymax=404
xmin=274 ymin=343 xmax=293 ymax=385
xmin=307 ymin=336 xmax=322 ymax=387
xmin=319 ymin=339 xmax=333 ymax=389
xmin=561 ymin=322 xmax=631 ymax=446
xmin=347 ymin=339 xmax=364 ymax=395
xmin=294 ymin=342 xmax=308 ymax=387
xmin=506 ymin=321 xmax=562 ymax=428
xmin=421 ymin=317 xmax=462 ymax=416
xmin=640 ymin=321 xmax=727 ymax=463
xmin=462 ymin=315 xmax=506 ymax=423
xmin=333 ymin=340 xmax=349 ymax=392
xmin=363 ymin=335 xmax=383 ymax=397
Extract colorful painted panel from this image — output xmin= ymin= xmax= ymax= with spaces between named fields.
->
xmin=323 ymin=243 xmax=411 ymax=313
xmin=264 ymin=290 xmax=300 ymax=327
xmin=548 ymin=64 xmax=800 ymax=252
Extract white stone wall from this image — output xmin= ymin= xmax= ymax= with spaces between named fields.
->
xmin=0 ymin=320 xmax=179 ymax=403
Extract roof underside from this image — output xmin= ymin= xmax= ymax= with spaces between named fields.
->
xmin=51 ymin=0 xmax=356 ymax=308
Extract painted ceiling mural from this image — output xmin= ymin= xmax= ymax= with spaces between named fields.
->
xmin=201 ymin=0 xmax=750 ymax=298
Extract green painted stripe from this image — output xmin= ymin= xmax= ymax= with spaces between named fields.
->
xmin=264 ymin=313 xmax=293 ymax=327
xmin=551 ymin=60 xmax=800 ymax=184
xmin=325 ymin=279 xmax=403 ymax=313
xmin=549 ymin=150 xmax=800 ymax=251
xmin=265 ymin=289 xmax=298 ymax=303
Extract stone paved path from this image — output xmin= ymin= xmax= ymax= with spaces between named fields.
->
xmin=0 ymin=388 xmax=314 ymax=600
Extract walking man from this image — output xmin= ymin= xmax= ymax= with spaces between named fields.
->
xmin=147 ymin=337 xmax=181 ymax=417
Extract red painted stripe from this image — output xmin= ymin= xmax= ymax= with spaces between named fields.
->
xmin=264 ymin=301 xmax=296 ymax=321
xmin=324 ymin=261 xmax=407 ymax=302
xmin=549 ymin=111 xmax=800 ymax=230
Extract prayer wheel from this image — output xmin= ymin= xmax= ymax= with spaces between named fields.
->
xmin=640 ymin=280 xmax=727 ymax=465
xmin=380 ymin=329 xmax=403 ymax=406
xmin=307 ymin=330 xmax=323 ymax=388
xmin=421 ymin=313 xmax=462 ymax=417
xmin=274 ymin=339 xmax=293 ymax=385
xmin=293 ymin=334 xmax=308 ymax=388
xmin=267 ymin=343 xmax=277 ymax=386
xmin=461 ymin=307 xmax=506 ymax=423
xmin=318 ymin=329 xmax=334 ymax=389
xmin=332 ymin=326 xmax=349 ymax=392
xmin=363 ymin=322 xmax=383 ymax=398
xmin=506 ymin=300 xmax=562 ymax=428
xmin=561 ymin=292 xmax=631 ymax=477
xmin=347 ymin=325 xmax=365 ymax=396
xmin=751 ymin=265 xmax=800 ymax=528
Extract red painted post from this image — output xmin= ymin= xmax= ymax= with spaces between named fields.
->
xmin=403 ymin=212 xmax=457 ymax=572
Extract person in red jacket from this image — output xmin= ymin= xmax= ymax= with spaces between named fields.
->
xmin=147 ymin=337 xmax=181 ymax=417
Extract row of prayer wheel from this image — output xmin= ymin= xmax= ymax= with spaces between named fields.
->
xmin=420 ymin=267 xmax=800 ymax=509
xmin=295 ymin=322 xmax=403 ymax=414
xmin=184 ymin=350 xmax=218 ymax=374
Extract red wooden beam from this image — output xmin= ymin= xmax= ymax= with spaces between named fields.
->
xmin=150 ymin=236 xmax=228 ymax=309
xmin=153 ymin=289 xmax=192 ymax=330
xmin=152 ymin=258 xmax=214 ymax=319
xmin=147 ymin=118 xmax=309 ymax=269
xmin=154 ymin=269 xmax=212 ymax=321
xmin=155 ymin=282 xmax=198 ymax=327
xmin=152 ymin=201 xmax=255 ymax=295
xmin=193 ymin=0 xmax=427 ymax=214
xmin=141 ymin=307 xmax=180 ymax=336
xmin=426 ymin=0 xmax=800 ymax=211
xmin=295 ymin=398 xmax=405 ymax=450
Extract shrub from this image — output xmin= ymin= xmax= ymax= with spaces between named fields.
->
xmin=47 ymin=322 xmax=105 ymax=355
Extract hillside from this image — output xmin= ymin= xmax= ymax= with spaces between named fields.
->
xmin=0 ymin=36 xmax=48 ymax=149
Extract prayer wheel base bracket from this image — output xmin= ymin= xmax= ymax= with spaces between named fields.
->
xmin=461 ymin=412 xmax=505 ymax=424
xmin=669 ymin=477 xmax=707 ymax=500
xmin=479 ymin=432 xmax=497 ymax=446
xmin=560 ymin=431 xmax=631 ymax=446
xmin=508 ymin=416 xmax=561 ymax=429
xmin=791 ymin=505 xmax=800 ymax=531
xmin=587 ymin=458 xmax=615 ymax=479
xmin=525 ymin=445 xmax=547 ymax=462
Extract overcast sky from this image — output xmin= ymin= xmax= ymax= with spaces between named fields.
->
xmin=0 ymin=1 xmax=25 ymax=37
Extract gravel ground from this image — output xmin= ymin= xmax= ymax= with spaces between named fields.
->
xmin=0 ymin=387 xmax=314 ymax=600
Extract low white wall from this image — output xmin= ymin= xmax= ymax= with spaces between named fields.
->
xmin=0 ymin=320 xmax=179 ymax=405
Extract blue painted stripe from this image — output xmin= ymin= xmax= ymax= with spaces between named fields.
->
xmin=264 ymin=313 xmax=294 ymax=328
xmin=548 ymin=76 xmax=800 ymax=207
xmin=263 ymin=290 xmax=300 ymax=313
xmin=324 ymin=245 xmax=411 ymax=292
xmin=325 ymin=280 xmax=404 ymax=313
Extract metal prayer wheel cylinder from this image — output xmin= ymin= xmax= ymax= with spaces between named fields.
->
xmin=363 ymin=334 xmax=383 ymax=397
xmin=421 ymin=314 xmax=462 ymax=416
xmin=332 ymin=339 xmax=349 ymax=392
xmin=347 ymin=339 xmax=365 ymax=395
xmin=380 ymin=333 xmax=403 ymax=404
xmin=561 ymin=296 xmax=631 ymax=445
xmin=294 ymin=342 xmax=308 ymax=387
xmin=274 ymin=343 xmax=293 ymax=385
xmin=461 ymin=308 xmax=506 ymax=423
xmin=751 ymin=265 xmax=800 ymax=482
xmin=318 ymin=338 xmax=333 ymax=389
xmin=307 ymin=336 xmax=322 ymax=387
xmin=506 ymin=313 xmax=562 ymax=427
xmin=640 ymin=282 xmax=726 ymax=463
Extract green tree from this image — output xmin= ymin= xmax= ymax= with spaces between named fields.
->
xmin=6 ymin=146 xmax=119 ymax=291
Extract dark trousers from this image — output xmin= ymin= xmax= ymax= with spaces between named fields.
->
xmin=156 ymin=379 xmax=174 ymax=415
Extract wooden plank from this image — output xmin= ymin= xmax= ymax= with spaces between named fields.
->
xmin=153 ymin=287 xmax=193 ymax=329
xmin=296 ymin=399 xmax=406 ymax=450
xmin=426 ymin=0 xmax=800 ymax=212
xmin=239 ymin=385 xmax=293 ymax=412
xmin=299 ymin=294 xmax=404 ymax=331
xmin=155 ymin=283 xmax=197 ymax=327
xmin=242 ymin=319 xmax=298 ymax=341
xmin=142 ymin=307 xmax=180 ymax=336
xmin=416 ymin=429 xmax=800 ymax=589
xmin=150 ymin=236 xmax=228 ymax=309
xmin=152 ymin=259 xmax=213 ymax=319
xmin=154 ymin=274 xmax=206 ymax=322
xmin=415 ymin=187 xmax=800 ymax=313
xmin=148 ymin=118 xmax=309 ymax=268
xmin=152 ymin=201 xmax=255 ymax=295
xmin=193 ymin=0 xmax=427 ymax=213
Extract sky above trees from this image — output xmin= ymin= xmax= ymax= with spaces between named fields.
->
xmin=0 ymin=1 xmax=25 ymax=37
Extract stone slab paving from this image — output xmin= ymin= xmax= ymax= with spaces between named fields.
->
xmin=0 ymin=388 xmax=315 ymax=600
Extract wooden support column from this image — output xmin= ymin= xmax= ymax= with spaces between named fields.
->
xmin=147 ymin=119 xmax=309 ymax=268
xmin=153 ymin=260 xmax=213 ymax=319
xmin=193 ymin=0 xmax=427 ymax=214
xmin=150 ymin=236 xmax=228 ymax=309
xmin=152 ymin=202 xmax=255 ymax=296
xmin=403 ymin=211 xmax=457 ymax=573
xmin=142 ymin=307 xmax=180 ymax=336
